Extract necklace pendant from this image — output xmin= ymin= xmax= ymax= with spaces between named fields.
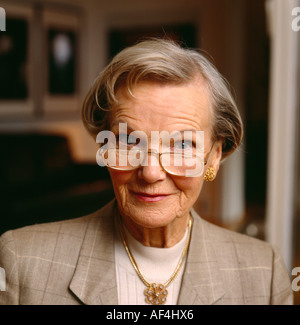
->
xmin=144 ymin=283 xmax=168 ymax=305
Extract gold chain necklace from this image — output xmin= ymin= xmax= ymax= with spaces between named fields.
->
xmin=119 ymin=216 xmax=193 ymax=305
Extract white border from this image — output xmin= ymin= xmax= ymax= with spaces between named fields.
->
xmin=0 ymin=3 xmax=34 ymax=117
xmin=265 ymin=0 xmax=300 ymax=271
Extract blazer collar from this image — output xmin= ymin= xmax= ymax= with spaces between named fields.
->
xmin=69 ymin=200 xmax=118 ymax=305
xmin=69 ymin=201 xmax=225 ymax=305
xmin=177 ymin=209 xmax=225 ymax=305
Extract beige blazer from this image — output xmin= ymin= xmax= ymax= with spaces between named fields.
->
xmin=0 ymin=200 xmax=293 ymax=305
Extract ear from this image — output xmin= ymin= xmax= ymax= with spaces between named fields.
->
xmin=207 ymin=139 xmax=223 ymax=174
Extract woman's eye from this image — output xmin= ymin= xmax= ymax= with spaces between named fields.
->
xmin=173 ymin=140 xmax=194 ymax=150
xmin=117 ymin=134 xmax=140 ymax=147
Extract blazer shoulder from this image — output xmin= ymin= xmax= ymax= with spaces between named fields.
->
xmin=204 ymin=218 xmax=271 ymax=247
xmin=0 ymin=200 xmax=116 ymax=305
xmin=191 ymin=210 xmax=276 ymax=264
xmin=0 ymin=199 xmax=116 ymax=258
xmin=188 ymin=211 xmax=293 ymax=304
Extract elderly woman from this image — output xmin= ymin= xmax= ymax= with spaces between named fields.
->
xmin=0 ymin=39 xmax=293 ymax=305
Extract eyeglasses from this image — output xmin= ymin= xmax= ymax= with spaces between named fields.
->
xmin=97 ymin=145 xmax=214 ymax=177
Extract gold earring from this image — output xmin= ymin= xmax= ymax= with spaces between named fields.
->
xmin=204 ymin=167 xmax=215 ymax=182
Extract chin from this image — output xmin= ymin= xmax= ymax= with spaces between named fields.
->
xmin=123 ymin=203 xmax=178 ymax=229
xmin=116 ymin=189 xmax=190 ymax=228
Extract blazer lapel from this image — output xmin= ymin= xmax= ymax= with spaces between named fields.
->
xmin=178 ymin=210 xmax=225 ymax=305
xmin=69 ymin=200 xmax=118 ymax=305
xmin=68 ymin=201 xmax=225 ymax=305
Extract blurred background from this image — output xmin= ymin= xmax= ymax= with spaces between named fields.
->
xmin=0 ymin=0 xmax=299 ymax=304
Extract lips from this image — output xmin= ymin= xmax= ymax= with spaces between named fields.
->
xmin=131 ymin=191 xmax=171 ymax=202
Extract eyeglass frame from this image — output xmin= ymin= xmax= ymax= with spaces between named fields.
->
xmin=98 ymin=142 xmax=215 ymax=177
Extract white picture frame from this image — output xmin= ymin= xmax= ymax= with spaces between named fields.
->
xmin=42 ymin=6 xmax=81 ymax=117
xmin=0 ymin=3 xmax=34 ymax=118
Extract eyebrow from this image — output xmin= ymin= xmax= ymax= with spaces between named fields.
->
xmin=111 ymin=120 xmax=200 ymax=134
xmin=111 ymin=120 xmax=135 ymax=133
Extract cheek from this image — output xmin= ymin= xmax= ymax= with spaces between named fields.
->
xmin=108 ymin=170 xmax=134 ymax=202
xmin=173 ymin=176 xmax=204 ymax=203
xmin=108 ymin=169 xmax=135 ymax=188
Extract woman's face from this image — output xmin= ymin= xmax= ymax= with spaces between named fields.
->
xmin=108 ymin=79 xmax=222 ymax=233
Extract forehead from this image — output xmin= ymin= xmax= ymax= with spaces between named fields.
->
xmin=110 ymin=80 xmax=212 ymax=134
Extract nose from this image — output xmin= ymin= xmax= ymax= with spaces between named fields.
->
xmin=138 ymin=152 xmax=166 ymax=183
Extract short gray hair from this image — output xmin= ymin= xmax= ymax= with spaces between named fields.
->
xmin=82 ymin=38 xmax=243 ymax=159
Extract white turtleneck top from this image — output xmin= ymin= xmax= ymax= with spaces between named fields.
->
xmin=114 ymin=221 xmax=188 ymax=305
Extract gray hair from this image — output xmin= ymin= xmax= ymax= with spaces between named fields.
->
xmin=82 ymin=38 xmax=243 ymax=159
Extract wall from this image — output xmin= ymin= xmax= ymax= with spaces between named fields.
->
xmin=0 ymin=0 xmax=205 ymax=162
xmin=0 ymin=0 xmax=247 ymax=225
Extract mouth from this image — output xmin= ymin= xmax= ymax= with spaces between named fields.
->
xmin=130 ymin=191 xmax=171 ymax=202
